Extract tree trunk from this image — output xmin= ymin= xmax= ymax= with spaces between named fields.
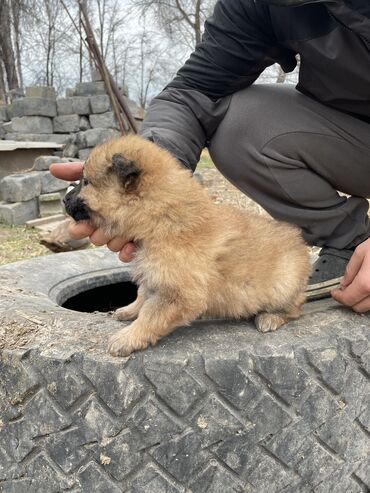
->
xmin=0 ymin=60 xmax=7 ymax=102
xmin=11 ymin=0 xmax=23 ymax=90
xmin=194 ymin=0 xmax=201 ymax=45
xmin=0 ymin=0 xmax=20 ymax=90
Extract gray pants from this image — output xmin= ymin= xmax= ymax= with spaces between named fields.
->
xmin=209 ymin=84 xmax=370 ymax=249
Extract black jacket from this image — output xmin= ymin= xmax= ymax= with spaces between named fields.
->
xmin=140 ymin=0 xmax=370 ymax=170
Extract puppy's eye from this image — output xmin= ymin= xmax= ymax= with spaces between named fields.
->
xmin=82 ymin=178 xmax=89 ymax=186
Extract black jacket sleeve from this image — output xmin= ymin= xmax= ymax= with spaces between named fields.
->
xmin=140 ymin=0 xmax=295 ymax=170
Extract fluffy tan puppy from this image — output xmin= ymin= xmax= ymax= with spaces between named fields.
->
xmin=64 ymin=135 xmax=310 ymax=357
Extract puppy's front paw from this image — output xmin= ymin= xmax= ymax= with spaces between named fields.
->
xmin=255 ymin=313 xmax=286 ymax=333
xmin=108 ymin=326 xmax=151 ymax=357
xmin=113 ymin=306 xmax=137 ymax=321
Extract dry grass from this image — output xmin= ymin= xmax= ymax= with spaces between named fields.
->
xmin=197 ymin=149 xmax=215 ymax=170
xmin=0 ymin=222 xmax=50 ymax=265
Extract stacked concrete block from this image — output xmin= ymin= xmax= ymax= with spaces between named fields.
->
xmin=1 ymin=172 xmax=42 ymax=202
xmin=11 ymin=116 xmax=53 ymax=134
xmin=2 ymin=82 xmax=144 ymax=156
xmin=89 ymin=111 xmax=119 ymax=130
xmin=90 ymin=94 xmax=110 ymax=114
xmin=34 ymin=156 xmax=78 ymax=218
xmin=76 ymin=128 xmax=120 ymax=149
xmin=4 ymin=133 xmax=69 ymax=144
xmin=0 ymin=172 xmax=41 ymax=224
xmin=73 ymin=81 xmax=106 ymax=96
xmin=53 ymin=115 xmax=84 ymax=133
xmin=0 ymin=199 xmax=39 ymax=225
xmin=25 ymin=86 xmax=56 ymax=100
xmin=39 ymin=191 xmax=66 ymax=217
xmin=3 ymin=86 xmax=69 ymax=143
xmin=56 ymin=97 xmax=90 ymax=116
xmin=11 ymin=98 xmax=57 ymax=118
xmin=0 ymin=81 xmax=145 ymax=223
xmin=0 ymin=154 xmax=77 ymax=224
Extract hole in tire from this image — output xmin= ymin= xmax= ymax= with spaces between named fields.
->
xmin=62 ymin=281 xmax=138 ymax=313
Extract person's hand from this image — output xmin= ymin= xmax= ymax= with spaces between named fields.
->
xmin=331 ymin=237 xmax=370 ymax=312
xmin=49 ymin=162 xmax=136 ymax=262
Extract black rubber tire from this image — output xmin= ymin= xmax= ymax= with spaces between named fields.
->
xmin=0 ymin=249 xmax=369 ymax=492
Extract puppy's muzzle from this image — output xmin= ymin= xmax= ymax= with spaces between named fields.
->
xmin=64 ymin=182 xmax=90 ymax=221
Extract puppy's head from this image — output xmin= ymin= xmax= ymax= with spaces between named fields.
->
xmin=64 ymin=134 xmax=179 ymax=230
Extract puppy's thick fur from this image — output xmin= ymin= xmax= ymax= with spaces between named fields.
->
xmin=66 ymin=135 xmax=310 ymax=356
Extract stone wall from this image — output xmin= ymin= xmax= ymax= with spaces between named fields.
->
xmin=0 ymin=82 xmax=145 ymax=224
xmin=0 ymin=83 xmax=144 ymax=161
xmin=0 ymin=155 xmax=78 ymax=225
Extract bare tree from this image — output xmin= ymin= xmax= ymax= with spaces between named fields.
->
xmin=9 ymin=0 xmax=26 ymax=90
xmin=21 ymin=0 xmax=82 ymax=91
xmin=11 ymin=0 xmax=182 ymax=106
xmin=0 ymin=0 xmax=20 ymax=93
xmin=130 ymin=0 xmax=215 ymax=50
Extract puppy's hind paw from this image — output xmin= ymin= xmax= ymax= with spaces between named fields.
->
xmin=255 ymin=313 xmax=287 ymax=333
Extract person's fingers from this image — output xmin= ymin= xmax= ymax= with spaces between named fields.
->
xmin=107 ymin=237 xmax=128 ymax=252
xmin=49 ymin=162 xmax=84 ymax=181
xmin=68 ymin=221 xmax=95 ymax=239
xmin=118 ymin=242 xmax=136 ymax=262
xmin=351 ymin=295 xmax=370 ymax=313
xmin=89 ymin=229 xmax=111 ymax=246
xmin=331 ymin=271 xmax=370 ymax=306
xmin=341 ymin=248 xmax=364 ymax=289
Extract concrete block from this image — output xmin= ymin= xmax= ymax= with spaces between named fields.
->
xmin=89 ymin=112 xmax=119 ymax=130
xmin=76 ymin=128 xmax=119 ymax=148
xmin=25 ymin=86 xmax=56 ymax=100
xmin=53 ymin=115 xmax=80 ymax=133
xmin=33 ymin=156 xmax=79 ymax=171
xmin=11 ymin=116 xmax=53 ymax=134
xmin=0 ymin=172 xmax=42 ymax=202
xmin=90 ymin=95 xmax=110 ymax=114
xmin=65 ymin=88 xmax=75 ymax=97
xmin=11 ymin=98 xmax=57 ymax=118
xmin=56 ymin=98 xmax=73 ymax=115
xmin=38 ymin=192 xmax=64 ymax=217
xmin=37 ymin=171 xmax=70 ymax=193
xmin=74 ymin=81 xmax=106 ymax=96
xmin=57 ymin=97 xmax=91 ymax=116
xmin=5 ymin=133 xmax=68 ymax=144
xmin=0 ymin=198 xmax=39 ymax=224
xmin=78 ymin=148 xmax=92 ymax=160
xmin=0 ymin=106 xmax=9 ymax=122
xmin=72 ymin=97 xmax=90 ymax=115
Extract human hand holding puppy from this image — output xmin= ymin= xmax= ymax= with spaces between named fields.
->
xmin=50 ymin=161 xmax=136 ymax=262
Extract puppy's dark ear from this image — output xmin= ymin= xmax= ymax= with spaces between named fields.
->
xmin=111 ymin=153 xmax=140 ymax=190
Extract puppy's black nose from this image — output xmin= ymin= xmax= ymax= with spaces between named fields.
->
xmin=64 ymin=187 xmax=90 ymax=221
